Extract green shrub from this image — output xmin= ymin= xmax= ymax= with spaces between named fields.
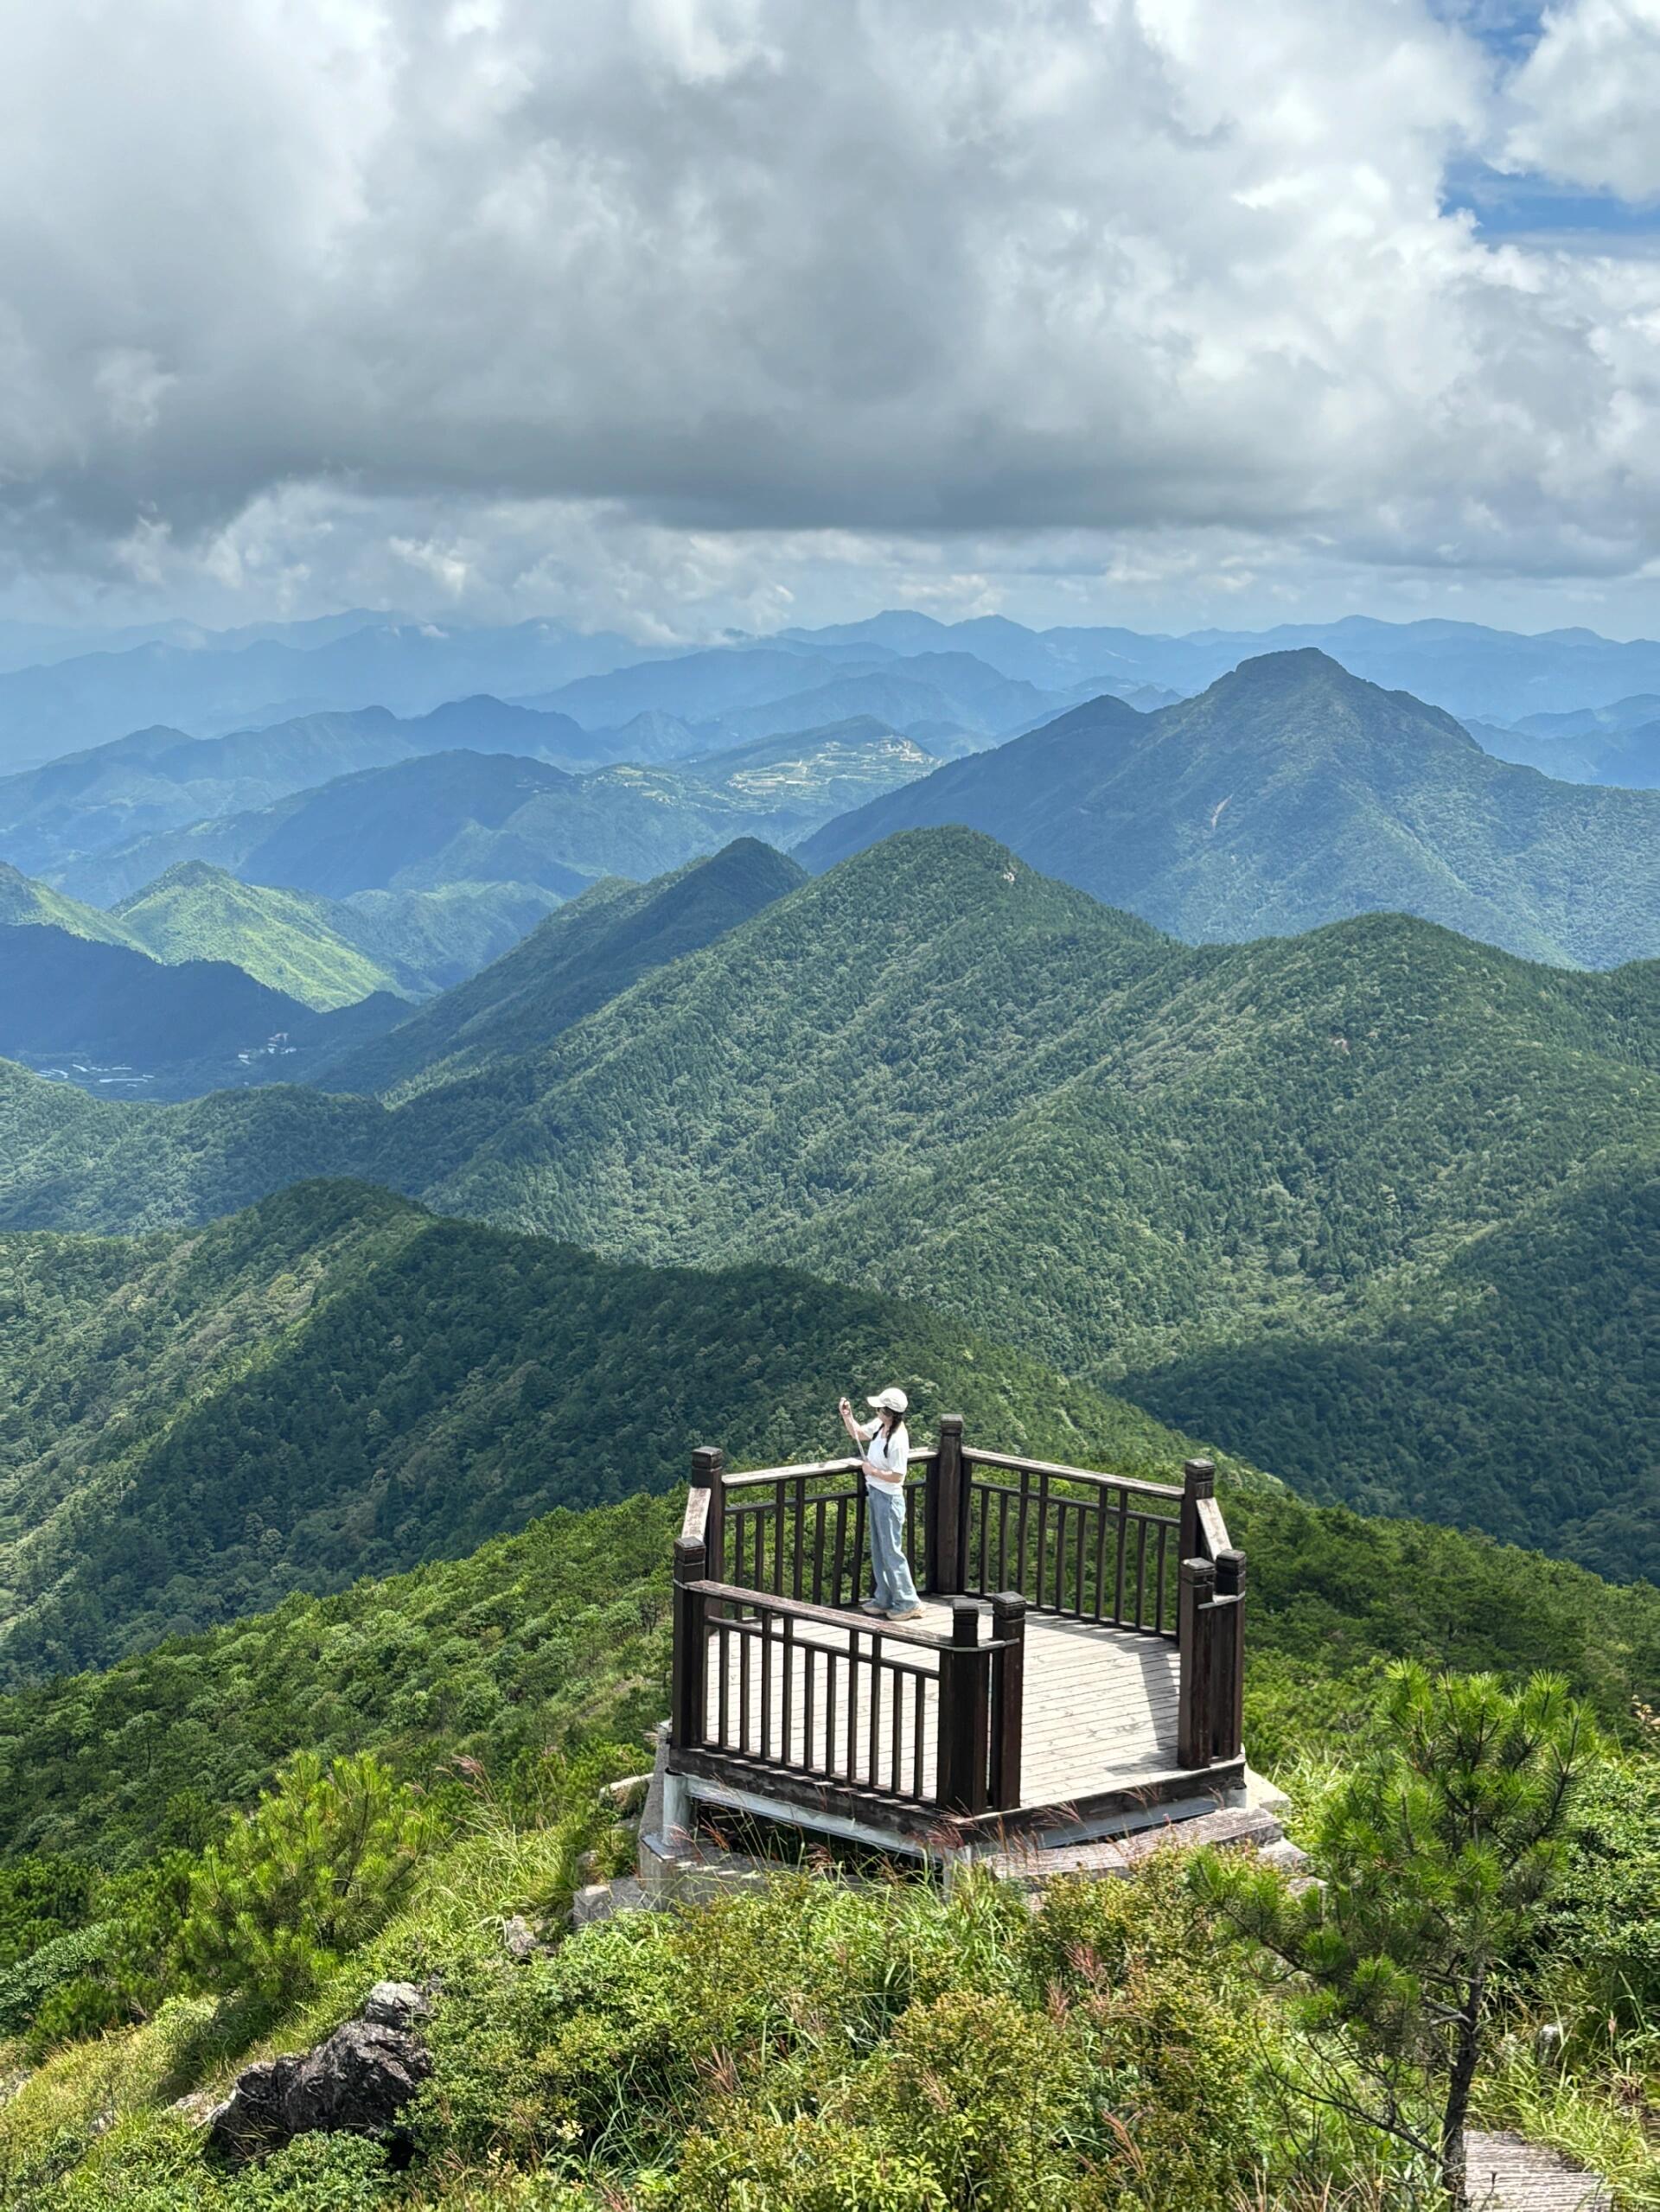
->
xmin=176 ymin=1751 xmax=433 ymax=2017
xmin=0 ymin=1921 xmax=112 ymax=2037
xmin=1545 ymin=1755 xmax=1660 ymax=2036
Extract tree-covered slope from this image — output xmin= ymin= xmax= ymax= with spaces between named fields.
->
xmin=0 ymin=1177 xmax=1228 ymax=1687
xmin=0 ymin=830 xmax=1653 ymax=1572
xmin=798 ymin=650 xmax=1660 ymax=967
xmin=321 ymin=839 xmax=805 ymax=1095
xmin=322 ymin=879 xmax=562 ymax=996
xmin=113 ymin=864 xmax=409 ymax=1010
xmin=2 ymin=1473 xmax=1655 ymax=1869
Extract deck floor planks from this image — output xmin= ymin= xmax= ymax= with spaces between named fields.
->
xmin=702 ymin=1594 xmax=1182 ymax=1809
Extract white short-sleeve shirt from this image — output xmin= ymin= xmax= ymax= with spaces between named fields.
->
xmin=864 ymin=1419 xmax=910 ymax=1482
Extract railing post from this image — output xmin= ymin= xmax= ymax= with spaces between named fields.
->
xmin=691 ymin=1445 xmax=725 ymax=1583
xmin=1180 ymin=1457 xmax=1215 ymax=1566
xmin=1177 ymin=1555 xmax=1216 ymax=1769
xmin=988 ymin=1592 xmax=1026 ymax=1812
xmin=671 ymin=1535 xmax=708 ymax=1752
xmin=1212 ymin=1548 xmax=1247 ymax=1763
xmin=937 ymin=1597 xmax=988 ymax=1814
xmin=929 ymin=1414 xmax=965 ymax=1595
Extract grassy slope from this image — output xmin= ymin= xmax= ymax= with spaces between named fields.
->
xmin=114 ymin=864 xmax=406 ymax=1010
xmin=0 ymin=1177 xmax=1237 ymax=1687
xmin=798 ymin=651 xmax=1660 ymax=967
xmin=0 ymin=864 xmax=133 ymax=947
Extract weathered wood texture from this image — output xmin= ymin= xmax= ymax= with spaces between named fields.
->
xmin=1465 ymin=2132 xmax=1612 ymax=2212
xmin=699 ymin=1594 xmax=1179 ymax=1812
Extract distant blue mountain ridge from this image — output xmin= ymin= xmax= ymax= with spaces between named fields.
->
xmin=13 ymin=605 xmax=1660 ymax=775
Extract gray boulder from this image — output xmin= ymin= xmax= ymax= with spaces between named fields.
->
xmin=361 ymin=1979 xmax=431 ymax=2030
xmin=208 ymin=2014 xmax=431 ymax=2162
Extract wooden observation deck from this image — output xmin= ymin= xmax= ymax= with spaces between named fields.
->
xmin=666 ymin=1419 xmax=1248 ymax=1858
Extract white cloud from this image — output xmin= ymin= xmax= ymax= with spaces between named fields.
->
xmin=1503 ymin=0 xmax=1660 ymax=199
xmin=2 ymin=0 xmax=1660 ymax=629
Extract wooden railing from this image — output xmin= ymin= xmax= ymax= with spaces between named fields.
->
xmin=673 ymin=1481 xmax=1026 ymax=1814
xmin=669 ymin=1425 xmax=1244 ymax=1824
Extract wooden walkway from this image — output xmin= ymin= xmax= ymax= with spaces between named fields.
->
xmin=1465 ymin=2132 xmax=1612 ymax=2212
xmin=705 ymin=1594 xmax=1181 ymax=1812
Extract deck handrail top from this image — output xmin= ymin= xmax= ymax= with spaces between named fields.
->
xmin=961 ymin=1447 xmax=1184 ymax=1501
xmin=719 ymin=1447 xmax=931 ymax=1488
xmin=681 ymin=1575 xmax=1024 ymax=1654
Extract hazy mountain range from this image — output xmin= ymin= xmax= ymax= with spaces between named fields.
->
xmin=15 ymin=605 xmax=1660 ymax=779
xmin=54 ymin=722 xmax=938 ymax=907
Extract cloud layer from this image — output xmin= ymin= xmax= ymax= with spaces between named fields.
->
xmin=4 ymin=0 xmax=1660 ymax=632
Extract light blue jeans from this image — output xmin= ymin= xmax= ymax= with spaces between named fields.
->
xmin=865 ymin=1478 xmax=920 ymax=1610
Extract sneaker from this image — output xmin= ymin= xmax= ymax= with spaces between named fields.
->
xmin=884 ymin=1604 xmax=926 ymax=1622
xmin=859 ymin=1598 xmax=888 ymax=1616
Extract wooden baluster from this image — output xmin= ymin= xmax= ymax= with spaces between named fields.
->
xmin=931 ymin=1413 xmax=965 ymax=1593
xmin=1092 ymin=1492 xmax=1108 ymax=1622
xmin=671 ymin=1534 xmax=707 ymax=1751
xmin=791 ymin=1474 xmax=806 ymax=1600
xmin=1120 ymin=1486 xmax=1133 ymax=1628
xmin=1035 ymin=1470 xmax=1050 ymax=1608
xmin=773 ymin=1477 xmax=786 ymax=1596
xmin=937 ymin=1599 xmax=989 ymax=1814
xmin=833 ymin=1494 xmax=849 ymax=1610
xmin=989 ymin=1591 xmax=1026 ymax=1811
xmin=810 ymin=1493 xmax=827 ymax=1607
xmin=691 ymin=1445 xmax=725 ymax=1583
xmin=1214 ymin=1548 xmax=1247 ymax=1762
xmin=1177 ymin=1556 xmax=1216 ymax=1769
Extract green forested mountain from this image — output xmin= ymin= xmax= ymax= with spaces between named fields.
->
xmin=322 ymin=839 xmax=804 ymax=1094
xmin=321 ymin=878 xmax=563 ymax=993
xmin=113 ymin=864 xmax=411 ymax=1010
xmin=798 ymin=650 xmax=1660 ymax=967
xmin=0 ymin=1177 xmax=1228 ymax=1687
xmin=2 ymin=858 xmax=557 ymax=1017
xmin=0 ymin=829 xmax=1653 ymax=1576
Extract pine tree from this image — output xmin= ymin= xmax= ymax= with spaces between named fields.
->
xmin=1198 ymin=1663 xmax=1596 ymax=2210
xmin=176 ymin=1750 xmax=431 ymax=2015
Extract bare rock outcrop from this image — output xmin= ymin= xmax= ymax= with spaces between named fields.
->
xmin=207 ymin=1982 xmax=433 ymax=2162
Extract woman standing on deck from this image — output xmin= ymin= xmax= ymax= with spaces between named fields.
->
xmin=838 ymin=1386 xmax=925 ymax=1622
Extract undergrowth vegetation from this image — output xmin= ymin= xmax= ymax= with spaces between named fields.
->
xmin=0 ymin=1695 xmax=1653 ymax=2211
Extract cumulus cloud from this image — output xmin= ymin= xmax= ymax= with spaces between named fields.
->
xmin=1502 ymin=0 xmax=1660 ymax=199
xmin=2 ymin=0 xmax=1660 ymax=628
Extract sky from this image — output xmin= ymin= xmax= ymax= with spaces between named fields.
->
xmin=5 ymin=0 xmax=1660 ymax=644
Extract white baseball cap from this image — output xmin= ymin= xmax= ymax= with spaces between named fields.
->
xmin=866 ymin=1386 xmax=909 ymax=1413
